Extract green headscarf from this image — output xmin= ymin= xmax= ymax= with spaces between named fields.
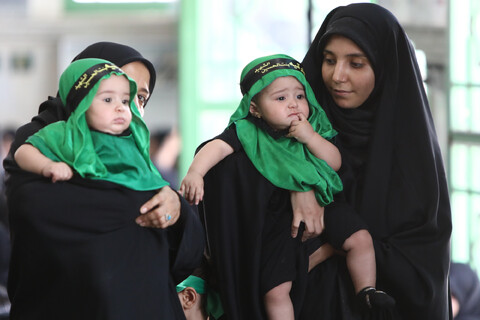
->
xmin=27 ymin=58 xmax=168 ymax=191
xmin=229 ymin=54 xmax=342 ymax=206
xmin=176 ymin=275 xmax=224 ymax=319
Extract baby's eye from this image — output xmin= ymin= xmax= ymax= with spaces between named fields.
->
xmin=296 ymin=94 xmax=305 ymax=99
xmin=277 ymin=96 xmax=285 ymax=101
xmin=104 ymin=97 xmax=112 ymax=103
xmin=122 ymin=99 xmax=130 ymax=105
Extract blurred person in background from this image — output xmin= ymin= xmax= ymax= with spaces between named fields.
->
xmin=0 ymin=128 xmax=13 ymax=318
xmin=450 ymin=262 xmax=480 ymax=320
xmin=150 ymin=127 xmax=181 ymax=190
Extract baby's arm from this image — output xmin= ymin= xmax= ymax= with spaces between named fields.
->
xmin=180 ymin=139 xmax=234 ymax=205
xmin=14 ymin=144 xmax=73 ymax=182
xmin=288 ymin=113 xmax=341 ymax=171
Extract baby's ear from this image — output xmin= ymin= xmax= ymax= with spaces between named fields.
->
xmin=181 ymin=287 xmax=199 ymax=309
xmin=249 ymin=101 xmax=261 ymax=118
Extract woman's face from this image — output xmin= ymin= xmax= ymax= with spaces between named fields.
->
xmin=321 ymin=35 xmax=375 ymax=109
xmin=121 ymin=61 xmax=151 ymax=117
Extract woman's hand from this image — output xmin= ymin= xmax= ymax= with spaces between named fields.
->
xmin=136 ymin=185 xmax=181 ymax=228
xmin=290 ymin=190 xmax=325 ymax=241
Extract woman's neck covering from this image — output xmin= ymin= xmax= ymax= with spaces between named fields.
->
xmin=229 ymin=54 xmax=342 ymax=206
xmin=176 ymin=275 xmax=224 ymax=319
xmin=27 ymin=58 xmax=168 ymax=191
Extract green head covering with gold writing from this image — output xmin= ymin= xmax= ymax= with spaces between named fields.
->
xmin=229 ymin=54 xmax=342 ymax=205
xmin=26 ymin=58 xmax=168 ymax=191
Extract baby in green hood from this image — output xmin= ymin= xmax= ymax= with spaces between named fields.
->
xmin=180 ymin=54 xmax=386 ymax=319
xmin=15 ymin=58 xmax=168 ymax=192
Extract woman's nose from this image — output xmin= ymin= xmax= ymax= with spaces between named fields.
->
xmin=332 ymin=63 xmax=347 ymax=83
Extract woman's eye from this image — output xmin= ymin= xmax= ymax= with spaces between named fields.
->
xmin=351 ymin=62 xmax=364 ymax=68
xmin=323 ymin=58 xmax=335 ymax=65
xmin=137 ymin=95 xmax=146 ymax=106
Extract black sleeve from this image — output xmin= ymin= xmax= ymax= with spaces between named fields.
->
xmin=196 ymin=125 xmax=242 ymax=155
xmin=167 ymin=191 xmax=206 ymax=284
xmin=3 ymin=97 xmax=67 ymax=178
xmin=9 ymin=97 xmax=66 ymax=156
xmin=214 ymin=125 xmax=242 ymax=152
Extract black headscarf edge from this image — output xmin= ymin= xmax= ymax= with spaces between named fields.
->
xmin=72 ymin=41 xmax=157 ymax=100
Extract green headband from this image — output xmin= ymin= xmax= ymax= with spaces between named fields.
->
xmin=65 ymin=62 xmax=122 ymax=111
xmin=240 ymin=57 xmax=304 ymax=95
xmin=176 ymin=276 xmax=224 ymax=319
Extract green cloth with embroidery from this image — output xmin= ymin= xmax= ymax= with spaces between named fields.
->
xmin=26 ymin=58 xmax=168 ymax=191
xmin=229 ymin=54 xmax=342 ymax=206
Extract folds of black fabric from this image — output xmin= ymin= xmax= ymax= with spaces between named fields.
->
xmin=7 ymin=171 xmax=204 ymax=320
xmin=199 ymin=149 xmax=308 ymax=320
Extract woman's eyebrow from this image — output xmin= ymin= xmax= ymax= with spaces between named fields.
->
xmin=323 ymin=49 xmax=367 ymax=58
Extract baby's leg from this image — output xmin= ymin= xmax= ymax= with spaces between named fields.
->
xmin=263 ymin=281 xmax=294 ymax=320
xmin=344 ymin=230 xmax=397 ymax=310
xmin=342 ymin=229 xmax=376 ymax=293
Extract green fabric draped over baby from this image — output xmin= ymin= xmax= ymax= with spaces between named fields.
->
xmin=26 ymin=58 xmax=168 ymax=191
xmin=229 ymin=54 xmax=342 ymax=206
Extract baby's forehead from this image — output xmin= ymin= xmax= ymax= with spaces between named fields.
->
xmin=262 ymin=76 xmax=305 ymax=92
xmin=98 ymin=74 xmax=131 ymax=87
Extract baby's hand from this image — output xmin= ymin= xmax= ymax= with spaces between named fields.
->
xmin=42 ymin=162 xmax=74 ymax=183
xmin=179 ymin=171 xmax=204 ymax=205
xmin=287 ymin=112 xmax=314 ymax=144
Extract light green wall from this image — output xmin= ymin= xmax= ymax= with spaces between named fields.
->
xmin=449 ymin=0 xmax=480 ymax=272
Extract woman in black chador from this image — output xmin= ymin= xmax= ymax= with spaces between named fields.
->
xmin=4 ymin=43 xmax=205 ymax=319
xmin=301 ymin=3 xmax=452 ymax=320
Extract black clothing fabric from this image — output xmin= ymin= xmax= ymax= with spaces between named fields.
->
xmin=302 ymin=3 xmax=452 ymax=320
xmin=449 ymin=263 xmax=480 ymax=320
xmin=322 ymin=201 xmax=367 ymax=250
xmin=0 ymin=224 xmax=9 ymax=287
xmin=198 ymin=128 xmax=308 ymax=320
xmin=6 ymin=170 xmax=204 ymax=319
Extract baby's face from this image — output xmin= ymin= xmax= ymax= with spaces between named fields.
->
xmin=252 ymin=76 xmax=310 ymax=130
xmin=87 ymin=75 xmax=132 ymax=135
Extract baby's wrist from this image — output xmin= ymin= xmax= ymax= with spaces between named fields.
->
xmin=305 ymin=132 xmax=320 ymax=147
